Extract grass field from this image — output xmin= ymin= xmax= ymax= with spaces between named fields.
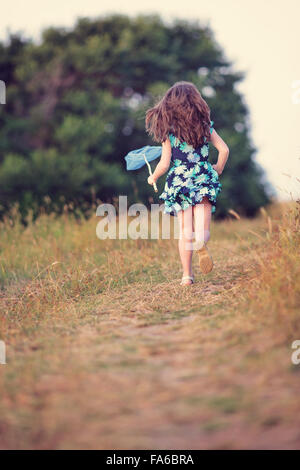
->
xmin=0 ymin=200 xmax=299 ymax=449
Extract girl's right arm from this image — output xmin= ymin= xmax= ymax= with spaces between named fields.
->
xmin=210 ymin=129 xmax=229 ymax=175
xmin=148 ymin=138 xmax=172 ymax=186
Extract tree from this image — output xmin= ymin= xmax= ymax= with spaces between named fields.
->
xmin=0 ymin=14 xmax=271 ymax=220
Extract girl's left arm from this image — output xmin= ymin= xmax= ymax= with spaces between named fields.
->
xmin=210 ymin=129 xmax=229 ymax=175
xmin=148 ymin=138 xmax=172 ymax=186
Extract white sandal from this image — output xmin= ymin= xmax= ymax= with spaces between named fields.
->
xmin=180 ymin=275 xmax=194 ymax=286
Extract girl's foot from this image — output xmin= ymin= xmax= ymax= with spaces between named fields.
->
xmin=197 ymin=244 xmax=213 ymax=274
xmin=180 ymin=275 xmax=194 ymax=286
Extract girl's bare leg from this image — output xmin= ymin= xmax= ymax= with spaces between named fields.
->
xmin=193 ymin=197 xmax=213 ymax=273
xmin=177 ymin=206 xmax=194 ymax=281
xmin=193 ymin=197 xmax=212 ymax=248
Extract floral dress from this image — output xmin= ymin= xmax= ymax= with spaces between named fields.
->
xmin=159 ymin=120 xmax=222 ymax=216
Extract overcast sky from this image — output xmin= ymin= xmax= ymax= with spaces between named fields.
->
xmin=1 ymin=0 xmax=300 ymax=200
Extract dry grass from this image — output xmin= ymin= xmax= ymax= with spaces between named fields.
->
xmin=0 ymin=200 xmax=299 ymax=449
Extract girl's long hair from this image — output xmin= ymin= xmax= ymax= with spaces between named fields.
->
xmin=145 ymin=81 xmax=211 ymax=148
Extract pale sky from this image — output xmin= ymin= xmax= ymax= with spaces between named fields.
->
xmin=2 ymin=0 xmax=300 ymax=200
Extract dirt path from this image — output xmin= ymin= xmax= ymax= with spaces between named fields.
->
xmin=0 ymin=209 xmax=299 ymax=449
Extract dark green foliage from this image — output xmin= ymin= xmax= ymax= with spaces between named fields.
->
xmin=0 ymin=14 xmax=271 ymax=220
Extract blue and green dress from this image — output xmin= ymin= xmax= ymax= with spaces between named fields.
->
xmin=159 ymin=120 xmax=222 ymax=216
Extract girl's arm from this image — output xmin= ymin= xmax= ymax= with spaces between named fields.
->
xmin=210 ymin=129 xmax=229 ymax=175
xmin=148 ymin=138 xmax=172 ymax=186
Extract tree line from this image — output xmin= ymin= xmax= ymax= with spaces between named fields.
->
xmin=0 ymin=14 xmax=272 ymax=221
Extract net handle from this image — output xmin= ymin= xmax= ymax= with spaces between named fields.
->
xmin=143 ymin=155 xmax=158 ymax=192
